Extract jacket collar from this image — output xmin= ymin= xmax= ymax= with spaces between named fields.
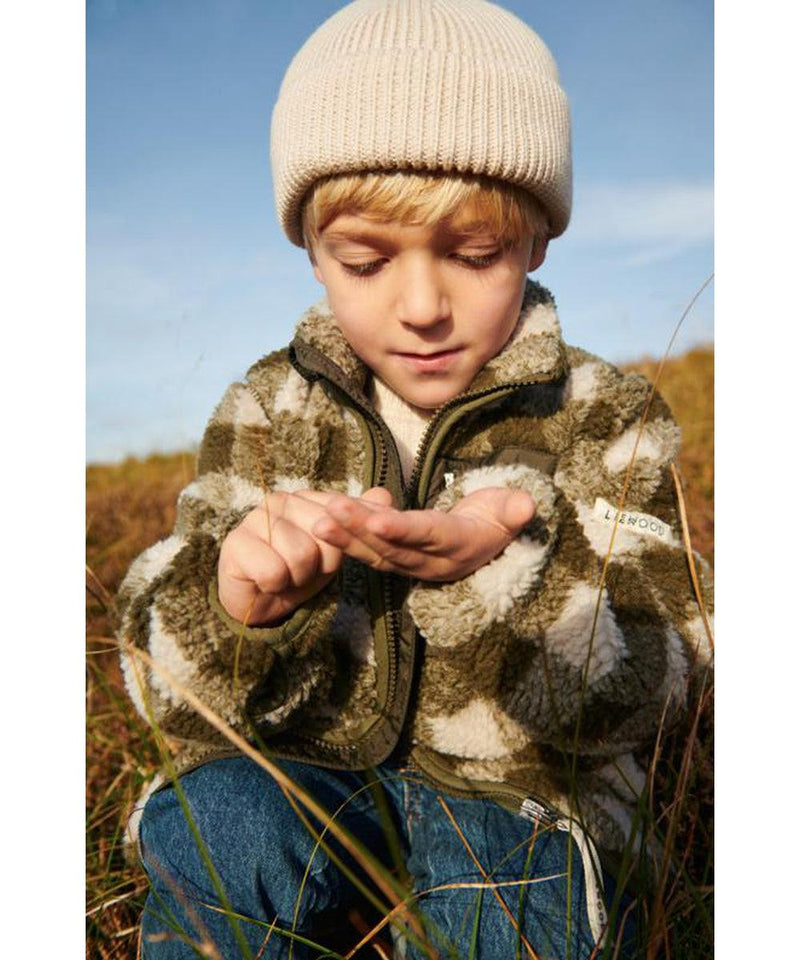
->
xmin=290 ymin=279 xmax=567 ymax=400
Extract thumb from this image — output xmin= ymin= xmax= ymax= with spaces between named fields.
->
xmin=456 ymin=487 xmax=536 ymax=534
xmin=498 ymin=489 xmax=536 ymax=531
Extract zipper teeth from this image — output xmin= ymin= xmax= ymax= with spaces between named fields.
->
xmin=411 ymin=749 xmax=561 ymax=824
xmin=373 ymin=425 xmax=399 ymax=713
xmin=279 ymin=359 xmax=405 ymax=758
xmin=342 ymin=395 xmax=405 ymax=747
xmin=406 ymin=379 xmax=544 ymax=502
xmin=375 ymin=433 xmax=389 ymax=488
xmin=406 ymin=394 xmax=469 ymax=495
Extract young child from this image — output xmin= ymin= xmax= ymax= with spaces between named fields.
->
xmin=118 ymin=1 xmax=712 ymax=957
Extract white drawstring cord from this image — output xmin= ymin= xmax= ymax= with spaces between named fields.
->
xmin=556 ymin=816 xmax=609 ymax=949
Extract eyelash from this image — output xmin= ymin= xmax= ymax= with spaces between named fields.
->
xmin=455 ymin=251 xmax=501 ymax=269
xmin=342 ymin=260 xmax=385 ymax=277
xmin=341 ymin=250 xmax=501 ymax=278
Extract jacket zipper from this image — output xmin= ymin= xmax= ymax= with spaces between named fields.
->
xmin=287 ymin=349 xmax=408 ymax=761
xmin=406 ymin=380 xmax=547 ymax=506
xmin=409 ymin=747 xmax=562 ymax=827
xmin=364 ymin=412 xmax=401 ymax=720
xmin=287 ymin=347 xmax=563 ymax=773
xmin=404 ymin=378 xmax=570 ymax=819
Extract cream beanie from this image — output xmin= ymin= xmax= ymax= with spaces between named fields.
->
xmin=270 ymin=0 xmax=572 ymax=247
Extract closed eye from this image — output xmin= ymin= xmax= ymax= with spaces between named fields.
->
xmin=340 ymin=259 xmax=385 ymax=277
xmin=340 ymin=249 xmax=501 ymax=276
xmin=451 ymin=250 xmax=501 ymax=269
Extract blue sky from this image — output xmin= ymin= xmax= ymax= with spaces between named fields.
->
xmin=87 ymin=0 xmax=713 ymax=463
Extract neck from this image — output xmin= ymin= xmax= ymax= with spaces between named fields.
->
xmin=370 ymin=376 xmax=435 ymax=483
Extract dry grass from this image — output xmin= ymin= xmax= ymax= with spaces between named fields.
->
xmin=87 ymin=453 xmax=195 ymax=959
xmin=86 ymin=348 xmax=713 ymax=959
xmin=624 ymin=346 xmax=714 ymax=565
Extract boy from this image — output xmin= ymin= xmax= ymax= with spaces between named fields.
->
xmin=119 ymin=1 xmax=712 ymax=958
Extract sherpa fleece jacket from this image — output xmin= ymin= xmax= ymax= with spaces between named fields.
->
xmin=118 ymin=279 xmax=712 ymax=865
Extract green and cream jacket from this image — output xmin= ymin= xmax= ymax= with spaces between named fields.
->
xmin=118 ymin=280 xmax=712 ymax=865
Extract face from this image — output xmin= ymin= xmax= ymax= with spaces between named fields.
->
xmin=310 ymin=213 xmax=547 ymax=409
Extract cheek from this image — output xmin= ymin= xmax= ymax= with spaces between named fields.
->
xmin=330 ymin=307 xmax=375 ymax=355
xmin=474 ymin=286 xmax=525 ymax=343
xmin=324 ymin=290 xmax=368 ymax=333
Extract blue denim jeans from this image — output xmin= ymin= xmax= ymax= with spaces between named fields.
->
xmin=138 ymin=756 xmax=637 ymax=959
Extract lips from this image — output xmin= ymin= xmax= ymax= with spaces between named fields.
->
xmin=394 ymin=347 xmax=461 ymax=358
xmin=394 ymin=348 xmax=462 ymax=372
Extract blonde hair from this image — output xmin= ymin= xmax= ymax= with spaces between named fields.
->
xmin=301 ymin=170 xmax=549 ymax=251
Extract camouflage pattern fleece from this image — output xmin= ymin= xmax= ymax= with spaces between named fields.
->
xmin=118 ymin=279 xmax=713 ymax=873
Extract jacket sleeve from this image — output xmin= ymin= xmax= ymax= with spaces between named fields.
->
xmin=407 ymin=364 xmax=713 ymax=759
xmin=116 ymin=372 xmax=340 ymax=753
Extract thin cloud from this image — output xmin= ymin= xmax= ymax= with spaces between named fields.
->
xmin=569 ymin=181 xmax=713 ymax=253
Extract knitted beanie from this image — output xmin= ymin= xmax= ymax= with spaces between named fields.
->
xmin=270 ymin=0 xmax=572 ymax=246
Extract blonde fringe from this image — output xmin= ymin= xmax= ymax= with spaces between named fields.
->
xmin=302 ymin=170 xmax=549 ymax=248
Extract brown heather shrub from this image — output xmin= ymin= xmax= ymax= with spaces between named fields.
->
xmin=87 ymin=453 xmax=195 ymax=959
xmin=624 ymin=345 xmax=714 ymax=565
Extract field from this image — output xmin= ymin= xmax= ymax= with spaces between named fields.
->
xmin=86 ymin=347 xmax=713 ymax=959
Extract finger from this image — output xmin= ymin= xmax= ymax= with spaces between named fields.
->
xmin=281 ymin=487 xmax=390 ymax=506
xmin=315 ymin=519 xmax=460 ymax=577
xmin=268 ymin=517 xmax=326 ymax=586
xmin=289 ymin=488 xmax=392 ymax=518
xmin=277 ymin=491 xmax=350 ymax=540
xmin=318 ymin=496 xmax=412 ymax=550
xmin=362 ymin=507 xmax=453 ymax=550
xmin=221 ymin=525 xmax=293 ymax=594
xmin=312 ymin=508 xmax=423 ymax=572
xmin=240 ymin=495 xmax=287 ymax=540
xmin=253 ymin=491 xmax=390 ymax=570
xmin=274 ymin=505 xmax=344 ymax=574
xmin=310 ymin=509 xmax=388 ymax=562
xmin=318 ymin=496 xmax=458 ymax=558
xmin=360 ymin=486 xmax=394 ymax=507
xmin=286 ymin=489 xmax=342 ymax=509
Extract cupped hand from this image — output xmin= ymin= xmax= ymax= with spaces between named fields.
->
xmin=311 ymin=486 xmax=535 ymax=582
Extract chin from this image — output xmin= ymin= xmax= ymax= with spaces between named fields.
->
xmin=408 ymin=387 xmax=460 ymax=409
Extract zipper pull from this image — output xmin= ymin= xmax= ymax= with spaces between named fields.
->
xmin=519 ymin=797 xmax=557 ymax=825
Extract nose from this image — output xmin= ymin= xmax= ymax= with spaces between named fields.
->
xmin=395 ymin=257 xmax=450 ymax=330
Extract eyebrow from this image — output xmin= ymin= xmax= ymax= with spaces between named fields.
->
xmin=321 ymin=223 xmax=498 ymax=248
xmin=321 ymin=229 xmax=390 ymax=246
xmin=442 ymin=220 xmax=498 ymax=240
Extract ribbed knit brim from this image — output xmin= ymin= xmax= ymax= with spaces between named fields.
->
xmin=271 ymin=0 xmax=572 ymax=246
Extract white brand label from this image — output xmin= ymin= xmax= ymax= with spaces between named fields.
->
xmin=592 ymin=497 xmax=673 ymax=544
